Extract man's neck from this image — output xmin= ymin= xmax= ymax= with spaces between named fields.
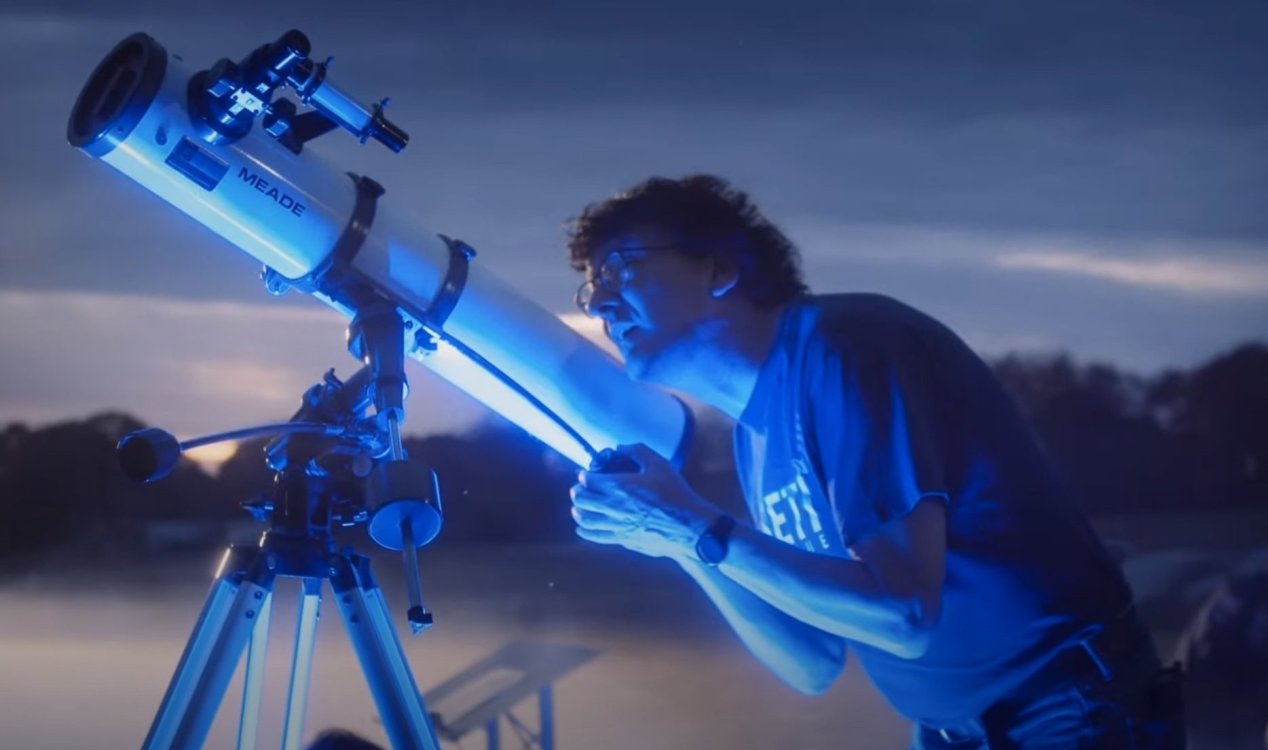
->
xmin=671 ymin=302 xmax=788 ymax=421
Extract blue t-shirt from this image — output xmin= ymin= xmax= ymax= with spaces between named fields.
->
xmin=734 ymin=294 xmax=1132 ymax=723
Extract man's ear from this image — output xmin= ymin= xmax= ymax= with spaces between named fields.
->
xmin=710 ymin=258 xmax=741 ymax=298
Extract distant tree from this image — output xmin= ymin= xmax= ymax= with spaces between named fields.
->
xmin=992 ymin=354 xmax=1178 ymax=514
xmin=1156 ymin=343 xmax=1268 ymax=509
xmin=993 ymin=353 xmax=1082 ymax=413
xmin=0 ymin=422 xmax=30 ymax=468
xmin=992 ymin=342 xmax=1268 ymax=514
xmin=4 ymin=339 xmax=1264 ymax=562
xmin=0 ymin=413 xmax=137 ymax=558
xmin=0 ymin=412 xmax=228 ymax=562
xmin=216 ymin=436 xmax=275 ymax=507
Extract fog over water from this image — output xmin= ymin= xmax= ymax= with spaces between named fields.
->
xmin=2 ymin=515 xmax=1265 ymax=750
xmin=0 ymin=546 xmax=911 ymax=749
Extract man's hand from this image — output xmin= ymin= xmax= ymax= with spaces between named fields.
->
xmin=571 ymin=443 xmax=721 ymax=560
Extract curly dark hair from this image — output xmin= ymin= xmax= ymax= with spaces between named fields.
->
xmin=566 ymin=174 xmax=808 ymax=308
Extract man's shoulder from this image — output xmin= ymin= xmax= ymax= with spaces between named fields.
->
xmin=804 ymin=292 xmax=929 ymax=321
xmin=797 ymin=293 xmax=946 ymax=348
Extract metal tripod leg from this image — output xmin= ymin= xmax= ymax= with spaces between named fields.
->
xmin=144 ymin=546 xmax=276 ymax=750
xmin=144 ymin=544 xmax=438 ymax=750
xmin=281 ymin=578 xmax=323 ymax=750
xmin=329 ymin=553 xmax=441 ymax=750
xmin=236 ymin=586 xmax=273 ymax=750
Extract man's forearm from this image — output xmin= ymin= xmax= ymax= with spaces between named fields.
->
xmin=678 ymin=556 xmax=845 ymax=695
xmin=716 ymin=513 xmax=943 ymax=658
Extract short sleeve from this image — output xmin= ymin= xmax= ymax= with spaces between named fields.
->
xmin=805 ymin=340 xmax=949 ymax=546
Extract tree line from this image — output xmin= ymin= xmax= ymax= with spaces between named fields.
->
xmin=1 ymin=341 xmax=1264 ymax=561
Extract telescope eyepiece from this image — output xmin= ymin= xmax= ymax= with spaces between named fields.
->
xmin=369 ymin=102 xmax=409 ymax=152
xmin=274 ymin=30 xmax=312 ymax=64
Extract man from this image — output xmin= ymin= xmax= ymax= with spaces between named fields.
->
xmin=566 ymin=174 xmax=1184 ymax=748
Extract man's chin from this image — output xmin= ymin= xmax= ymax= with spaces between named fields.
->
xmin=620 ymin=340 xmax=662 ymax=381
xmin=621 ymin=347 xmax=676 ymax=388
xmin=621 ymin=351 xmax=652 ymax=382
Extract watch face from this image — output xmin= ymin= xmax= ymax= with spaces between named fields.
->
xmin=696 ymin=515 xmax=736 ymax=566
xmin=697 ymin=533 xmax=726 ymax=565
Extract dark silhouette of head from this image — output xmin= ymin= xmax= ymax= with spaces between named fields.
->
xmin=304 ymin=729 xmax=386 ymax=750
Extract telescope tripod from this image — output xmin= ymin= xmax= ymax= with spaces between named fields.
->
xmin=124 ymin=307 xmax=460 ymax=749
xmin=143 ymin=471 xmax=441 ymax=750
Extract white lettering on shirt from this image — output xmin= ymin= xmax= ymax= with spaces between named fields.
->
xmin=760 ymin=473 xmax=832 ymax=551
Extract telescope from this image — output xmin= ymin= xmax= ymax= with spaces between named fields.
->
xmin=67 ymin=29 xmax=686 ymax=468
xmin=68 ymin=30 xmax=686 ymax=750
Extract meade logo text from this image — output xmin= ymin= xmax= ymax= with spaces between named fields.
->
xmin=237 ymin=168 xmax=307 ymax=217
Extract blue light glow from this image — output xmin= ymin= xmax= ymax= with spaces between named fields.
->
xmin=411 ymin=341 xmax=593 ymax=467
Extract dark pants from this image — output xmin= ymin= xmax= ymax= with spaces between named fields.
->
xmin=912 ymin=612 xmax=1186 ymax=749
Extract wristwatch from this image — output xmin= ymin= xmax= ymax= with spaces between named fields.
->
xmin=695 ymin=514 xmax=737 ymax=567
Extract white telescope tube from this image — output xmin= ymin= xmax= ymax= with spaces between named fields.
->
xmin=67 ymin=33 xmax=685 ymax=466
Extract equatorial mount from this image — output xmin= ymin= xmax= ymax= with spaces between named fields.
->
xmin=117 ymin=307 xmax=444 ymax=749
xmin=118 ymin=304 xmax=441 ymax=632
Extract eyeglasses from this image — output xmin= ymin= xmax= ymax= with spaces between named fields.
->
xmin=573 ymin=245 xmax=676 ymax=316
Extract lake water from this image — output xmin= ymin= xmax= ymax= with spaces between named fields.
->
xmin=2 ymin=513 xmax=1264 ymax=749
xmin=0 ymin=545 xmax=913 ymax=749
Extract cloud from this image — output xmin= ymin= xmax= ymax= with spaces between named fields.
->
xmin=0 ymin=14 xmax=88 ymax=42
xmin=783 ymin=220 xmax=1268 ymax=372
xmin=9 ymin=1 xmax=1266 ymax=311
xmin=792 ymin=220 xmax=1268 ymax=297
xmin=995 ymin=252 xmax=1268 ymax=297
xmin=2 ymin=0 xmax=1266 ymax=385
xmin=38 ymin=290 xmax=342 ymax=325
xmin=180 ymin=358 xmax=312 ymax=405
xmin=0 ymin=290 xmax=491 ymax=442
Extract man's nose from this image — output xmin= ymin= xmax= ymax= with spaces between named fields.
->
xmin=586 ymin=284 xmax=622 ymax=318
